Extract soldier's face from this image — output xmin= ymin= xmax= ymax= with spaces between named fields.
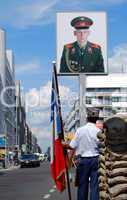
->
xmin=74 ymin=30 xmax=90 ymax=45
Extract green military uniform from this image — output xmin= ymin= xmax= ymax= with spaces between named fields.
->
xmin=60 ymin=41 xmax=104 ymax=73
xmin=59 ymin=16 xmax=105 ymax=73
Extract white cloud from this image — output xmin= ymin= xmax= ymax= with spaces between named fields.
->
xmin=31 ymin=127 xmax=51 ymax=152
xmin=25 ymin=82 xmax=51 ymax=110
xmin=27 ymin=110 xmax=50 ymax=125
xmin=25 ymin=81 xmax=77 ymax=150
xmin=16 ymin=58 xmax=41 ymax=74
xmin=109 ymin=43 xmax=127 ymax=73
xmin=0 ymin=0 xmax=126 ymax=29
xmin=25 ymin=81 xmax=76 ymax=150
xmin=25 ymin=81 xmax=77 ymax=111
xmin=13 ymin=0 xmax=58 ymax=28
xmin=0 ymin=0 xmax=58 ymax=29
xmin=32 ymin=127 xmax=51 ymax=140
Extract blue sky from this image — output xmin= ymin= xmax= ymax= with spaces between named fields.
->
xmin=0 ymin=0 xmax=127 ymax=151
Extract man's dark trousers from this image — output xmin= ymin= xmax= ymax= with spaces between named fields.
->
xmin=77 ymin=157 xmax=99 ymax=200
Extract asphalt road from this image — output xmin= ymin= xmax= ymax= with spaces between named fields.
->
xmin=0 ymin=162 xmax=76 ymax=200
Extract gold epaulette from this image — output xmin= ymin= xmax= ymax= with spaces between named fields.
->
xmin=65 ymin=43 xmax=73 ymax=48
xmin=91 ymin=43 xmax=101 ymax=49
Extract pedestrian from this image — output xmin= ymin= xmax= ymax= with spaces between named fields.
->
xmin=13 ymin=147 xmax=19 ymax=166
xmin=96 ymin=119 xmax=104 ymax=130
xmin=8 ymin=151 xmax=14 ymax=166
xmin=62 ymin=107 xmax=101 ymax=200
xmin=60 ymin=16 xmax=104 ymax=73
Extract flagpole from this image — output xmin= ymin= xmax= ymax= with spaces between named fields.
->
xmin=53 ymin=63 xmax=72 ymax=200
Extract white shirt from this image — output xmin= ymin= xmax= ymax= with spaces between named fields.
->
xmin=70 ymin=122 xmax=100 ymax=157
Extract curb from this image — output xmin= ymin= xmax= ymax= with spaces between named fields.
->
xmin=0 ymin=165 xmax=20 ymax=172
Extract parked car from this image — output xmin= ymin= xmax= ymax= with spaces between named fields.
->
xmin=38 ymin=153 xmax=45 ymax=162
xmin=19 ymin=154 xmax=40 ymax=168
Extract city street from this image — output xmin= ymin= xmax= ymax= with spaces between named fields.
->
xmin=0 ymin=2 xmax=127 ymax=200
xmin=0 ymin=162 xmax=76 ymax=200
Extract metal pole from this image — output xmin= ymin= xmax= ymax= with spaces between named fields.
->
xmin=53 ymin=63 xmax=72 ymax=200
xmin=79 ymin=74 xmax=87 ymax=126
xmin=16 ymin=95 xmax=18 ymax=146
xmin=64 ymin=153 xmax=72 ymax=200
xmin=16 ymin=98 xmax=17 ymax=146
xmin=4 ymin=116 xmax=7 ymax=168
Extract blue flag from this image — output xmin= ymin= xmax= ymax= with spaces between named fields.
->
xmin=50 ymin=70 xmax=61 ymax=135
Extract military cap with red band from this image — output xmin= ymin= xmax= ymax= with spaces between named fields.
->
xmin=71 ymin=16 xmax=93 ymax=29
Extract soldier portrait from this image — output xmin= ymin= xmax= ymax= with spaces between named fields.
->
xmin=57 ymin=12 xmax=107 ymax=74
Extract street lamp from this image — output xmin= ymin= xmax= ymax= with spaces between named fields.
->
xmin=4 ymin=112 xmax=8 ymax=168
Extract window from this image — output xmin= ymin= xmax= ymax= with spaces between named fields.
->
xmin=86 ymin=97 xmax=91 ymax=104
xmin=112 ymin=97 xmax=120 ymax=102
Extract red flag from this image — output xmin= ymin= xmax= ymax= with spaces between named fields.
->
xmin=50 ymin=67 xmax=66 ymax=192
xmin=50 ymin=137 xmax=66 ymax=192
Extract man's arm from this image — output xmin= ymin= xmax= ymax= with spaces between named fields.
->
xmin=60 ymin=46 xmax=67 ymax=72
xmin=96 ymin=47 xmax=104 ymax=72
xmin=62 ymin=141 xmax=75 ymax=150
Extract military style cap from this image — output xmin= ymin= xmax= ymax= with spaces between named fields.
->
xmin=71 ymin=16 xmax=93 ymax=30
xmin=87 ymin=107 xmax=99 ymax=117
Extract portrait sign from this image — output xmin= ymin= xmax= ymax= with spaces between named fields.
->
xmin=57 ymin=12 xmax=108 ymax=75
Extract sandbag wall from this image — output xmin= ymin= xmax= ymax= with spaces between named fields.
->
xmin=98 ymin=115 xmax=127 ymax=200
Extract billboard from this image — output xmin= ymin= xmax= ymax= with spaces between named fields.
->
xmin=57 ymin=12 xmax=108 ymax=75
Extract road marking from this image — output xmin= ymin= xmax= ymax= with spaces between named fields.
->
xmin=43 ymin=186 xmax=56 ymax=199
xmin=43 ymin=194 xmax=51 ymax=199
xmin=49 ymin=188 xmax=55 ymax=193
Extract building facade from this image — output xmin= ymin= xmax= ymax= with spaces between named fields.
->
xmin=15 ymin=80 xmax=27 ymax=153
xmin=64 ymin=74 xmax=127 ymax=133
xmin=0 ymin=29 xmax=16 ymax=151
xmin=32 ymin=135 xmax=38 ymax=153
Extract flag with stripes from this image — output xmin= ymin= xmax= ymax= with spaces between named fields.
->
xmin=50 ymin=66 xmax=66 ymax=192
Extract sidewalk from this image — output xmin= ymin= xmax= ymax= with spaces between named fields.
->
xmin=0 ymin=165 xmax=20 ymax=172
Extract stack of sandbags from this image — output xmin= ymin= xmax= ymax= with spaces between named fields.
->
xmin=104 ymin=115 xmax=127 ymax=153
xmin=106 ymin=150 xmax=127 ymax=199
xmin=98 ymin=114 xmax=127 ymax=199
xmin=97 ymin=131 xmax=110 ymax=199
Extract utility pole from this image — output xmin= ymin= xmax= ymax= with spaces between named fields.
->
xmin=4 ymin=113 xmax=8 ymax=168
xmin=79 ymin=74 xmax=87 ymax=126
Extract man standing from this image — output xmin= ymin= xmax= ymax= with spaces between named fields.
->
xmin=60 ymin=16 xmax=104 ymax=73
xmin=63 ymin=108 xmax=101 ymax=200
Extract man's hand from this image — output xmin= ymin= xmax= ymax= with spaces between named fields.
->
xmin=62 ymin=141 xmax=74 ymax=150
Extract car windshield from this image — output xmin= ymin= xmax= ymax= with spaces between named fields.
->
xmin=21 ymin=154 xmax=37 ymax=159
